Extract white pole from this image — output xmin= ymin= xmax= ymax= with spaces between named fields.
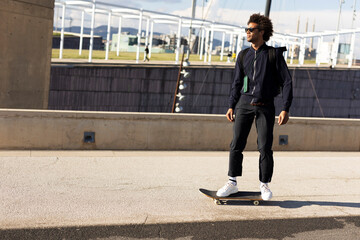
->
xmin=145 ymin=18 xmax=150 ymax=46
xmin=331 ymin=34 xmax=339 ymax=67
xmin=116 ymin=16 xmax=122 ymax=56
xmin=79 ymin=11 xmax=85 ymax=56
xmin=79 ymin=10 xmax=84 ymax=55
xmin=316 ymin=36 xmax=323 ymax=66
xmin=208 ymin=24 xmax=214 ymax=64
xmin=144 ymin=18 xmax=150 ymax=61
xmin=105 ymin=11 xmax=112 ymax=60
xmin=149 ymin=20 xmax=154 ymax=58
xmin=229 ymin=32 xmax=233 ymax=54
xmin=349 ymin=0 xmax=357 ymax=67
xmin=290 ymin=43 xmax=295 ymax=65
xmin=351 ymin=0 xmax=357 ymax=29
xmin=59 ymin=3 xmax=66 ymax=59
xmin=197 ymin=28 xmax=201 ymax=55
xmin=88 ymin=1 xmax=96 ymax=63
xmin=236 ymin=33 xmax=241 ymax=55
xmin=284 ymin=38 xmax=289 ymax=60
xmin=199 ymin=28 xmax=205 ymax=60
xmin=299 ymin=37 xmax=306 ymax=66
xmin=235 ymin=34 xmax=238 ymax=54
xmin=220 ymin=32 xmax=225 ymax=61
xmin=348 ymin=31 xmax=355 ymax=67
xmin=55 ymin=5 xmax=59 ymax=31
xmin=336 ymin=0 xmax=344 ymax=32
xmin=175 ymin=17 xmax=182 ymax=64
xmin=239 ymin=32 xmax=244 ymax=50
xmin=204 ymin=28 xmax=209 ymax=63
xmin=136 ymin=9 xmax=143 ymax=64
xmin=332 ymin=0 xmax=344 ymax=67
xmin=284 ymin=43 xmax=289 ymax=60
xmin=232 ymin=34 xmax=237 ymax=52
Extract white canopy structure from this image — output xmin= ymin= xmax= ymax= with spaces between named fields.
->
xmin=54 ymin=0 xmax=359 ymax=67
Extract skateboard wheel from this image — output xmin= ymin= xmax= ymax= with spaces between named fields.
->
xmin=214 ymin=199 xmax=221 ymax=205
xmin=253 ymin=200 xmax=260 ymax=206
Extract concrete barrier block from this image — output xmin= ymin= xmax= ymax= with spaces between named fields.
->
xmin=1 ymin=110 xmax=360 ymax=150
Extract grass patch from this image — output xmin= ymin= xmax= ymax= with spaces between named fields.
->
xmin=286 ymin=59 xmax=317 ymax=65
xmin=53 ymin=32 xmax=75 ymax=37
xmin=52 ymin=49 xmax=320 ymax=65
xmin=52 ymin=49 xmax=227 ymax=62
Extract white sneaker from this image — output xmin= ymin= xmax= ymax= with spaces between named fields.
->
xmin=216 ymin=181 xmax=238 ymax=197
xmin=260 ymin=183 xmax=273 ymax=201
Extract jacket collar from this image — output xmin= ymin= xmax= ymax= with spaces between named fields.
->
xmin=250 ymin=42 xmax=268 ymax=52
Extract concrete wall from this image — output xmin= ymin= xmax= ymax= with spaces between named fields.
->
xmin=52 ymin=36 xmax=104 ymax=50
xmin=49 ymin=65 xmax=360 ymax=118
xmin=0 ymin=0 xmax=54 ymax=109
xmin=0 ymin=109 xmax=359 ymax=151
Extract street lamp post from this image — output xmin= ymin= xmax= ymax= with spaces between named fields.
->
xmin=186 ymin=0 xmax=197 ymax=63
xmin=265 ymin=0 xmax=272 ymax=17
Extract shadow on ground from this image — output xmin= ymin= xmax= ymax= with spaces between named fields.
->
xmin=220 ymin=200 xmax=360 ymax=209
xmin=1 ymin=216 xmax=359 ymax=240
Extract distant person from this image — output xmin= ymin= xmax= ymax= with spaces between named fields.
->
xmin=144 ymin=45 xmax=150 ymax=62
xmin=232 ymin=52 xmax=236 ymax=62
xmin=227 ymin=51 xmax=232 ymax=63
xmin=216 ymin=13 xmax=293 ymax=201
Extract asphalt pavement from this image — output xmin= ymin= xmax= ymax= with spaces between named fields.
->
xmin=1 ymin=151 xmax=359 ymax=239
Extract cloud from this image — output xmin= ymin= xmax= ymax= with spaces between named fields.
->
xmin=171 ymin=7 xmax=355 ymax=34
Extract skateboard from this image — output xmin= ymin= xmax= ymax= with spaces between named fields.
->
xmin=199 ymin=188 xmax=262 ymax=205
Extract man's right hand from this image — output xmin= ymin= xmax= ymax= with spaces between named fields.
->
xmin=226 ymin=108 xmax=234 ymax=122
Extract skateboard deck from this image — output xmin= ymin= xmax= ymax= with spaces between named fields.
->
xmin=199 ymin=188 xmax=262 ymax=205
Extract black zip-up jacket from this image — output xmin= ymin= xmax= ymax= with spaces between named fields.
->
xmin=228 ymin=43 xmax=293 ymax=112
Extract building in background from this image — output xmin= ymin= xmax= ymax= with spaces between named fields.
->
xmin=110 ymin=33 xmax=191 ymax=53
xmin=52 ymin=31 xmax=104 ymax=50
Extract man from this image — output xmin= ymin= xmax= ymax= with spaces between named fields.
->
xmin=227 ymin=51 xmax=232 ymax=63
xmin=216 ymin=13 xmax=293 ymax=200
xmin=144 ymin=45 xmax=150 ymax=62
xmin=232 ymin=51 xmax=236 ymax=62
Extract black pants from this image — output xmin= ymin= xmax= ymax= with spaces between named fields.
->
xmin=228 ymin=101 xmax=275 ymax=183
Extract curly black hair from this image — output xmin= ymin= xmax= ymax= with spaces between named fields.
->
xmin=247 ymin=13 xmax=273 ymax=42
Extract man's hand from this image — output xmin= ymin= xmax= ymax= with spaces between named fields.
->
xmin=226 ymin=108 xmax=234 ymax=122
xmin=278 ymin=111 xmax=289 ymax=125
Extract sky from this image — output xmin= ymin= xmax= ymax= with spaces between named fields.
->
xmin=90 ymin=0 xmax=358 ymax=33
xmin=55 ymin=0 xmax=360 ymax=56
xmin=56 ymin=0 xmax=358 ymax=33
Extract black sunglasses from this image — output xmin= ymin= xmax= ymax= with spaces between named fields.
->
xmin=245 ymin=27 xmax=260 ymax=33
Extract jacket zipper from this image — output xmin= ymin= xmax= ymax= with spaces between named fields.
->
xmin=252 ymin=50 xmax=257 ymax=95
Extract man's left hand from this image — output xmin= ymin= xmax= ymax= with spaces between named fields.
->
xmin=278 ymin=111 xmax=289 ymax=125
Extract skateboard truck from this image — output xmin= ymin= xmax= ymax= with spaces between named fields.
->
xmin=214 ymin=199 xmax=260 ymax=205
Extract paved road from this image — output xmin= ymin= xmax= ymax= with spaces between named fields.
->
xmin=0 ymin=151 xmax=359 ymax=239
